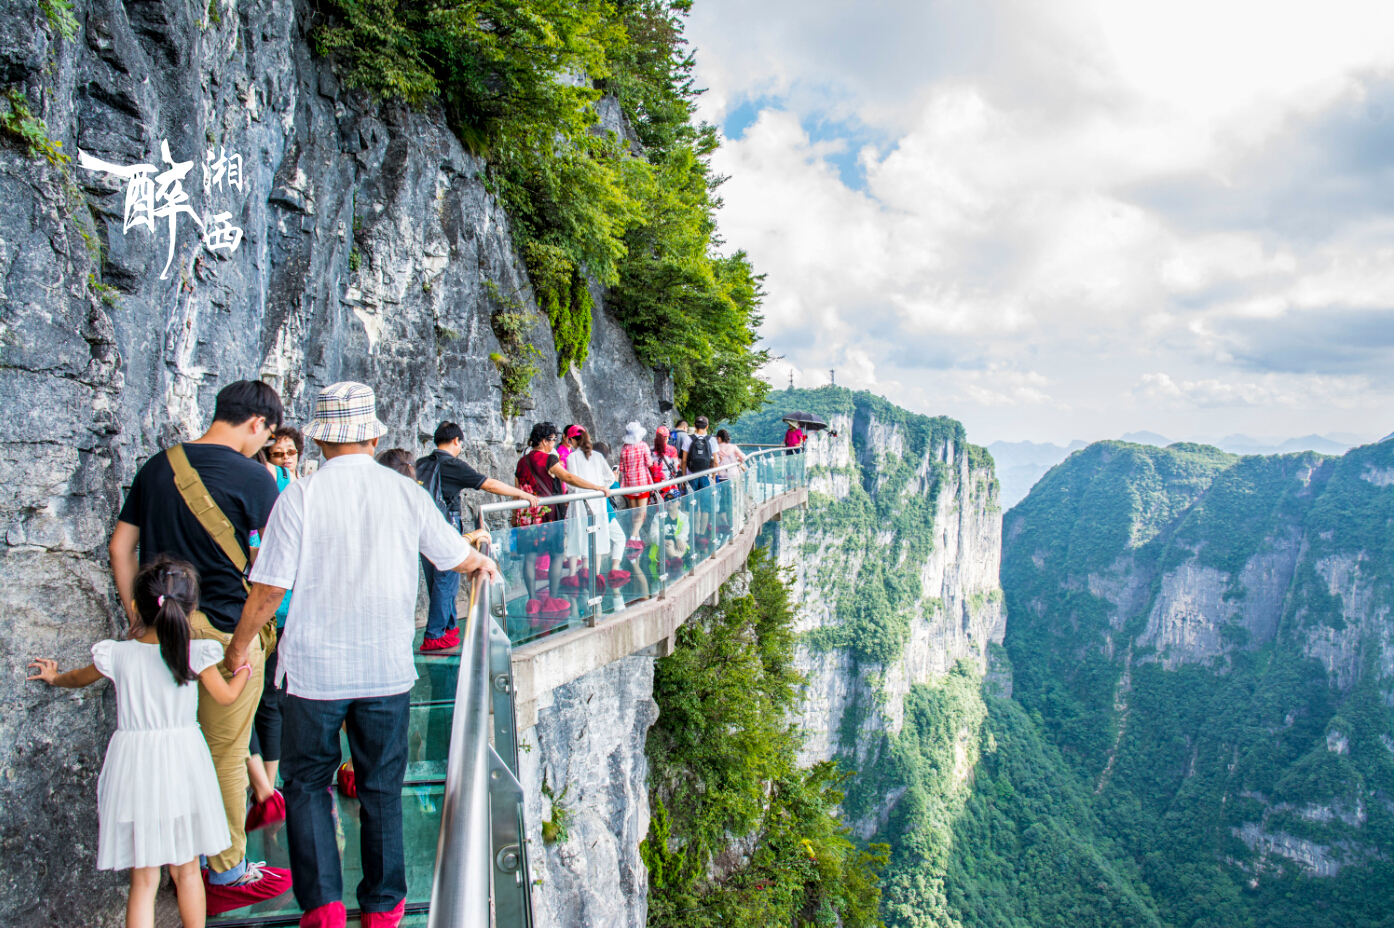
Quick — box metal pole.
[586,500,600,626]
[488,614,531,928]
[427,568,492,928]
[657,502,669,600]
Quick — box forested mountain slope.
[1004,440,1394,928]
[734,392,1170,928]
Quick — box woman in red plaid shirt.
[620,422,652,542]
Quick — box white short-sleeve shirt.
[250,453,472,700]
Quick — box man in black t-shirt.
[108,380,292,913]
[415,421,538,651]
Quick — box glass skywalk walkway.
[207,448,806,927]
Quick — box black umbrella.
[781,411,829,431]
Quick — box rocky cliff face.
[754,390,1004,838]
[0,1,668,923]
[520,656,658,928]
[1003,440,1394,926]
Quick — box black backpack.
[417,453,458,519]
[687,434,716,472]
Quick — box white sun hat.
[302,381,389,444]
[624,421,646,445]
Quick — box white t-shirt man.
[250,453,473,700]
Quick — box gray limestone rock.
[0,1,670,923]
[520,655,659,928]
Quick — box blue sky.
[686,0,1394,445]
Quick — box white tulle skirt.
[96,727,232,870]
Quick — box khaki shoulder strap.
[166,443,250,588]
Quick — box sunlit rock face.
[520,656,658,928]
[772,398,1004,838]
[0,1,665,923]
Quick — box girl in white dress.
[28,556,253,928]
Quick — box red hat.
[655,425,670,437]
[566,425,586,439]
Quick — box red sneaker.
[337,762,357,798]
[245,788,285,832]
[361,899,406,928]
[419,633,455,653]
[203,861,292,915]
[607,569,632,589]
[559,575,581,590]
[300,901,348,928]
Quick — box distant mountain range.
[1120,431,1369,456]
[990,431,1381,508]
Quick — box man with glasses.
[108,380,293,913]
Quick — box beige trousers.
[190,610,266,874]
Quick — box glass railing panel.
[594,501,638,614]
[610,499,657,607]
[338,703,452,784]
[492,518,585,647]
[689,480,719,561]
[667,490,698,586]
[711,476,737,549]
[217,783,444,923]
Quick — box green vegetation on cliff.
[643,548,887,928]
[315,0,769,418]
[1002,439,1394,928]
[733,387,978,668]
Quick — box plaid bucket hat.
[303,381,389,443]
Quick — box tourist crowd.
[25,377,798,928]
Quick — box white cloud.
[688,0,1394,444]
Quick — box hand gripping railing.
[428,540,533,928]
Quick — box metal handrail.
[428,543,531,928]
[476,444,801,520]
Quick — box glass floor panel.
[210,784,444,923]
[336,704,454,781]
[410,625,460,705]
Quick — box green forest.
[314,0,770,420]
[1001,440,1394,928]
[727,396,1393,928]
[643,548,888,928]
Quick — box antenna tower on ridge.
[788,371,794,391]
[830,369,836,386]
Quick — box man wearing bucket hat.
[223,382,499,928]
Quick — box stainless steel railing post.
[428,543,532,928]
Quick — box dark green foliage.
[644,547,887,928]
[1002,441,1239,772]
[1001,438,1394,928]
[940,698,1165,928]
[314,0,770,418]
[484,282,544,417]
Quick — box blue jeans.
[281,691,411,914]
[422,554,461,640]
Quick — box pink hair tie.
[157,595,165,607]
